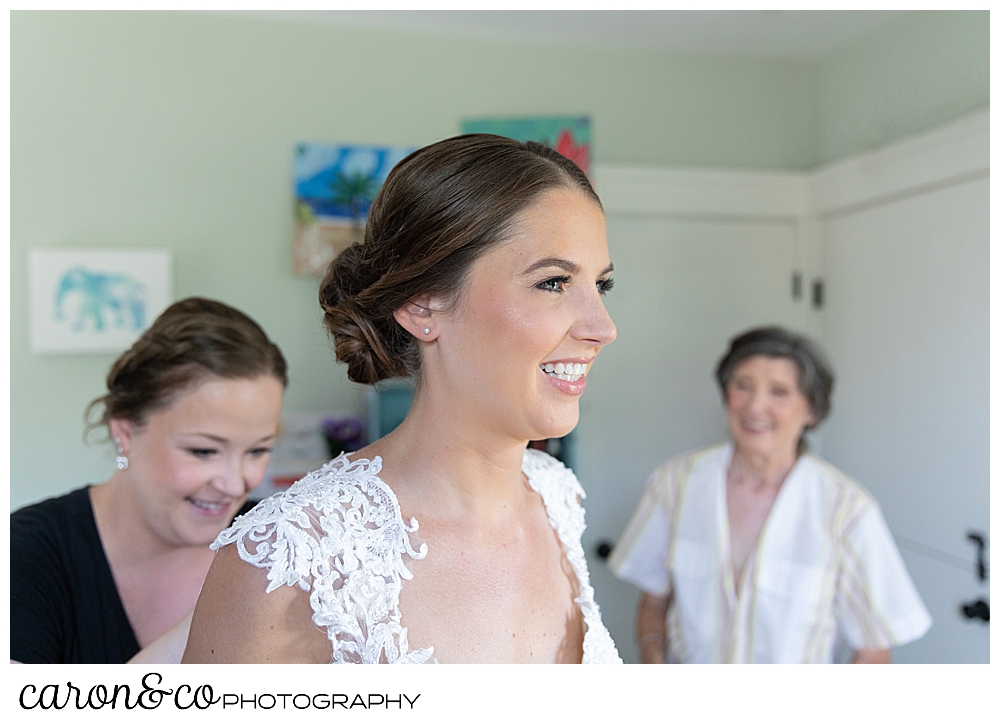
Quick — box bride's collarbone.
[397,518,585,663]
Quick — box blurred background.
[9,10,989,663]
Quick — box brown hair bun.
[319,134,600,385]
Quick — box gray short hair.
[715,326,835,433]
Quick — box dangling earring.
[114,437,129,471]
[422,328,431,336]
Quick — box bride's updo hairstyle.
[320,133,600,385]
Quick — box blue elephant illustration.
[54,266,147,332]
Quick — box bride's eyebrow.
[519,259,615,277]
[520,257,579,276]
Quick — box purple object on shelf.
[321,416,365,456]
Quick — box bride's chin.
[531,412,580,442]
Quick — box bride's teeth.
[539,362,589,382]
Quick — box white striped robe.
[609,444,932,663]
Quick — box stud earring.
[114,437,129,471]
[422,328,431,336]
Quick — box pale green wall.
[8,10,988,509]
[818,10,989,163]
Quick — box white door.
[821,176,990,663]
[577,214,800,663]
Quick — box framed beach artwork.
[293,142,416,276]
[461,115,592,178]
[29,248,172,354]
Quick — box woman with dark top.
[183,135,622,664]
[10,297,286,663]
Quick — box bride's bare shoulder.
[181,544,329,664]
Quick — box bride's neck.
[371,386,530,520]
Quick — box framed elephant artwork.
[28,248,172,354]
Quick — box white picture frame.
[29,248,173,354]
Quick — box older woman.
[609,326,931,663]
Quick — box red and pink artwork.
[461,116,592,178]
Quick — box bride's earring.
[422,328,431,336]
[114,437,129,471]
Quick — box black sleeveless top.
[10,486,254,663]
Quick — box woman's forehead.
[733,355,800,379]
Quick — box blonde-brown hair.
[85,297,287,436]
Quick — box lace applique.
[522,449,623,664]
[215,449,622,664]
[212,455,432,664]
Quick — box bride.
[183,134,622,664]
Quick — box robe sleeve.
[608,466,674,597]
[835,504,933,650]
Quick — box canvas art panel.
[29,248,172,354]
[461,115,592,177]
[293,142,416,276]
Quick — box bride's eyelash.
[537,275,572,292]
[537,275,615,295]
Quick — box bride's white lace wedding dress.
[212,448,622,664]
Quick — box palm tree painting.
[293,143,414,276]
[330,169,379,242]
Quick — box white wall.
[8,11,822,511]
[580,109,989,663]
[10,11,989,512]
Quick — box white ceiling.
[226,10,908,60]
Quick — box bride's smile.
[415,187,616,444]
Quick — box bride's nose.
[572,290,617,346]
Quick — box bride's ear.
[393,296,439,341]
